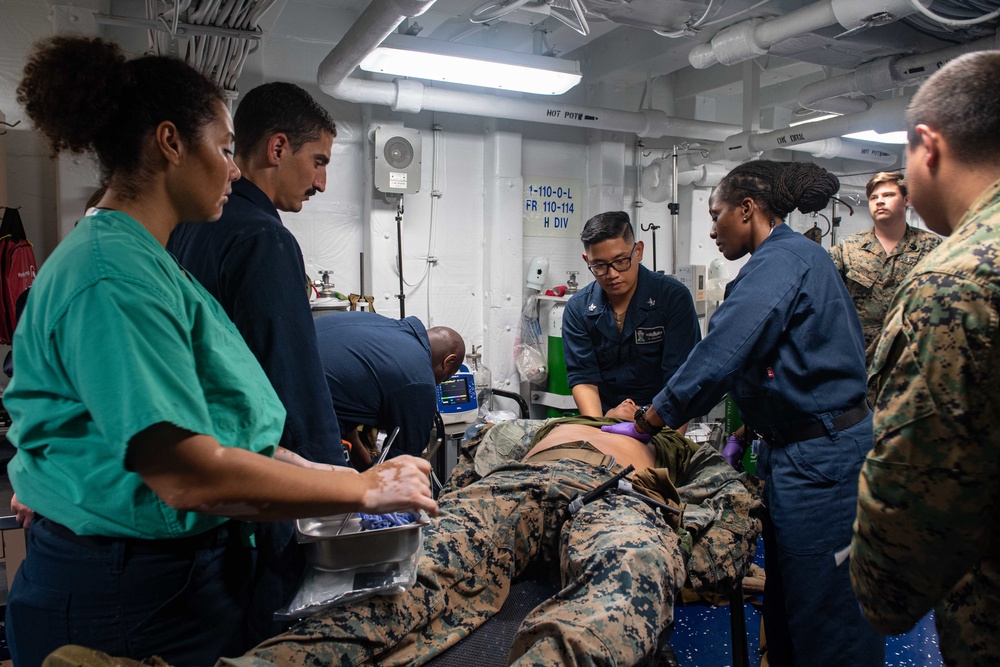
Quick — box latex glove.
[600,422,652,443]
[722,435,747,467]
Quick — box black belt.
[41,517,235,555]
[765,399,870,446]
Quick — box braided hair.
[716,161,840,223]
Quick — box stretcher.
[425,418,763,667]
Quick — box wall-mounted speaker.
[374,126,422,195]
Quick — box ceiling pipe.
[797,33,999,113]
[316,0,438,89]
[315,0,908,155]
[752,96,908,152]
[695,95,908,163]
[316,0,742,141]
[688,0,926,70]
[785,137,899,164]
[642,161,733,202]
[344,78,744,140]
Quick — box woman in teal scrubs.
[6,36,437,667]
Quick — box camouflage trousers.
[240,457,686,667]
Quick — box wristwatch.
[633,404,663,437]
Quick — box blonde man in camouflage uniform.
[829,171,940,371]
[851,50,1000,667]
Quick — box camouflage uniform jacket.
[459,417,762,596]
[851,178,1000,667]
[830,224,940,369]
[244,419,761,667]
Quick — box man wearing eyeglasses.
[562,211,701,419]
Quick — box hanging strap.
[0,208,27,242]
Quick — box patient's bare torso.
[524,423,656,471]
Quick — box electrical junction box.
[436,364,479,425]
[676,264,706,303]
[374,126,422,195]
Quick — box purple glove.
[722,435,747,467]
[600,421,652,443]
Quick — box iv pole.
[669,145,680,275]
[395,196,406,318]
[640,220,661,273]
[636,138,662,273]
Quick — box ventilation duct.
[688,0,929,69]
[797,33,998,113]
[694,95,908,164]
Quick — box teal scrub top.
[4,210,285,539]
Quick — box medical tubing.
[568,464,635,515]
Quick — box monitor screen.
[439,377,471,406]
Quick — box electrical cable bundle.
[145,0,279,97]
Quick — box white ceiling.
[1,0,998,143]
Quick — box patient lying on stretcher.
[229,401,761,667]
[526,398,658,468]
[46,403,761,667]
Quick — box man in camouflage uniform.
[829,171,940,373]
[851,51,1000,667]
[230,405,759,667]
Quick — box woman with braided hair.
[615,161,884,665]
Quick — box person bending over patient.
[315,311,465,463]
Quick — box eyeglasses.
[587,244,637,277]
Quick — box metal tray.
[295,513,427,572]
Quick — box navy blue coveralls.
[167,177,345,643]
[652,224,884,667]
[315,311,438,458]
[168,178,345,465]
[562,264,701,413]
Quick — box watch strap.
[634,405,663,436]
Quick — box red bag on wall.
[0,207,37,345]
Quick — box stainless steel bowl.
[295,514,427,572]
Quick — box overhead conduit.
[688,0,927,69]
[786,137,897,164]
[697,95,909,164]
[316,0,906,163]
[640,130,896,202]
[642,160,733,202]
[316,0,741,141]
[797,33,999,113]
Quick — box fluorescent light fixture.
[841,129,908,144]
[790,112,907,144]
[359,34,582,96]
[789,113,840,126]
